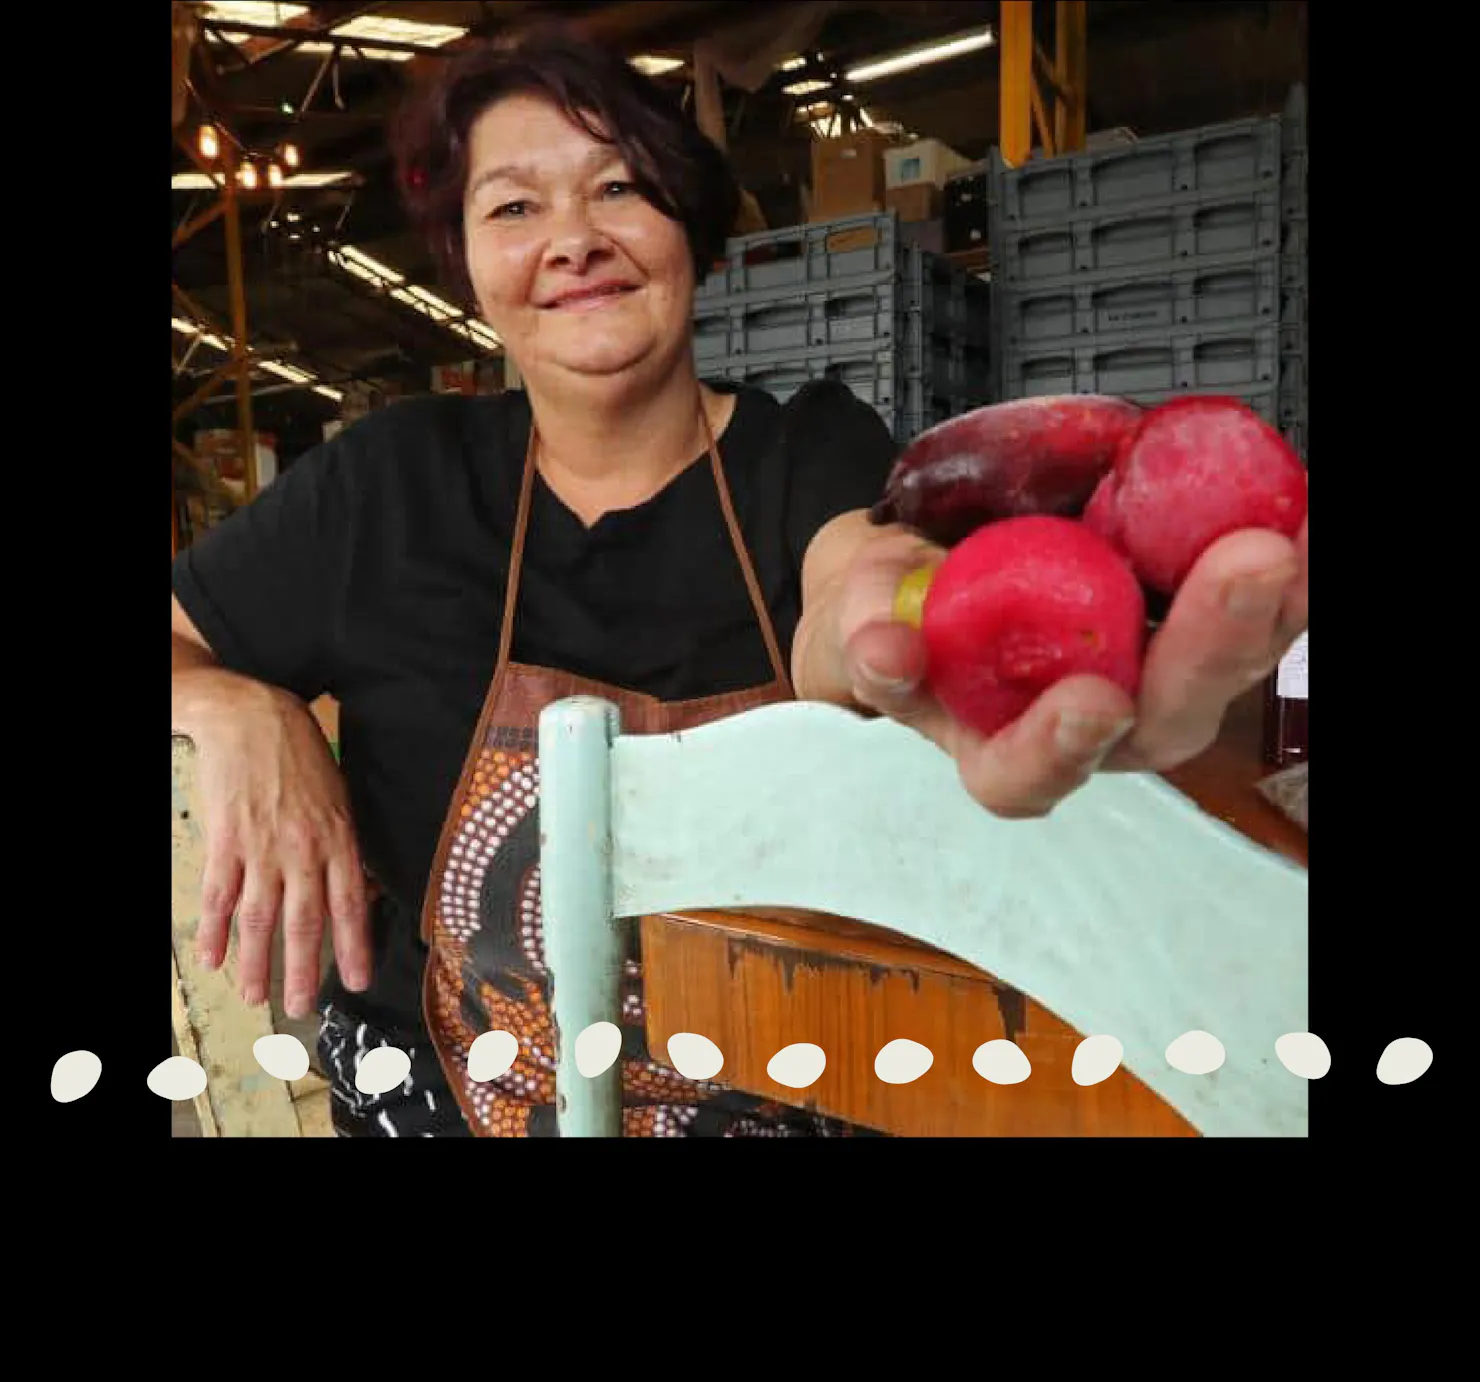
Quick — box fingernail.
[1225,571,1290,620]
[344,967,369,992]
[196,951,216,971]
[243,986,266,1007]
[854,664,917,698]
[1056,712,1135,766]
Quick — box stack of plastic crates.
[692,211,992,444]
[988,87,1308,463]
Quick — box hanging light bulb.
[282,142,301,169]
[198,124,220,160]
[239,162,259,190]
[267,163,285,189]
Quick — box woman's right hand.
[184,673,372,1019]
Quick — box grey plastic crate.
[996,258,1280,351]
[990,116,1282,228]
[1279,352,1306,410]
[1281,219,1308,284]
[693,282,901,362]
[716,335,988,405]
[901,249,993,347]
[1283,417,1306,462]
[1001,324,1279,399]
[695,212,899,302]
[693,271,990,364]
[992,191,1284,288]
[720,352,975,443]
[694,242,990,360]
[1105,384,1283,428]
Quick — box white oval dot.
[972,1039,1031,1085]
[874,1038,933,1084]
[1276,1032,1331,1080]
[667,1032,724,1081]
[574,1022,622,1078]
[1377,1038,1433,1086]
[149,1055,207,1101]
[767,1042,826,1090]
[51,1050,102,1104]
[1166,1030,1226,1075]
[253,1034,309,1082]
[1072,1034,1124,1086]
[468,1030,519,1082]
[355,1046,411,1096]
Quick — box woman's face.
[461,93,696,387]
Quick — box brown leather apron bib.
[421,407,794,1137]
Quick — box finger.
[1276,514,1308,647]
[1115,528,1299,771]
[279,864,326,1021]
[325,842,372,994]
[232,865,283,1008]
[197,845,243,971]
[954,674,1137,819]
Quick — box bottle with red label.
[1263,632,1308,767]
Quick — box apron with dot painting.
[421,409,863,1137]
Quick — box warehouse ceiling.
[171,0,1308,448]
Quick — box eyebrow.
[466,144,626,202]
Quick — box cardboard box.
[886,182,943,224]
[945,167,989,254]
[885,138,972,190]
[810,130,891,222]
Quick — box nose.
[542,198,612,273]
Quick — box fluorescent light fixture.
[172,317,200,336]
[783,79,830,97]
[631,55,684,76]
[261,360,315,383]
[845,25,995,83]
[332,15,465,46]
[201,2,308,23]
[778,55,808,72]
[333,245,405,283]
[795,100,835,120]
[403,285,461,318]
[300,15,466,58]
[171,170,355,190]
[314,385,345,402]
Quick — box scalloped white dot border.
[50,1032,1434,1105]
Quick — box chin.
[552,330,683,381]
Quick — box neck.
[523,358,722,515]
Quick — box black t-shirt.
[171,380,899,1041]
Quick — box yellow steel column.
[999,1,1035,168]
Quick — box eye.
[488,200,530,220]
[602,180,637,198]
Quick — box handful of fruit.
[869,395,1307,740]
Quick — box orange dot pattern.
[424,728,864,1137]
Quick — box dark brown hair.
[390,27,740,307]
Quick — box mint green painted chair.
[538,695,1309,1139]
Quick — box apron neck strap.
[496,396,794,696]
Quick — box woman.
[169,31,1309,1137]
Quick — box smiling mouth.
[545,285,640,310]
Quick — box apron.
[420,402,798,1137]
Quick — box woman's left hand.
[826,516,1308,820]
